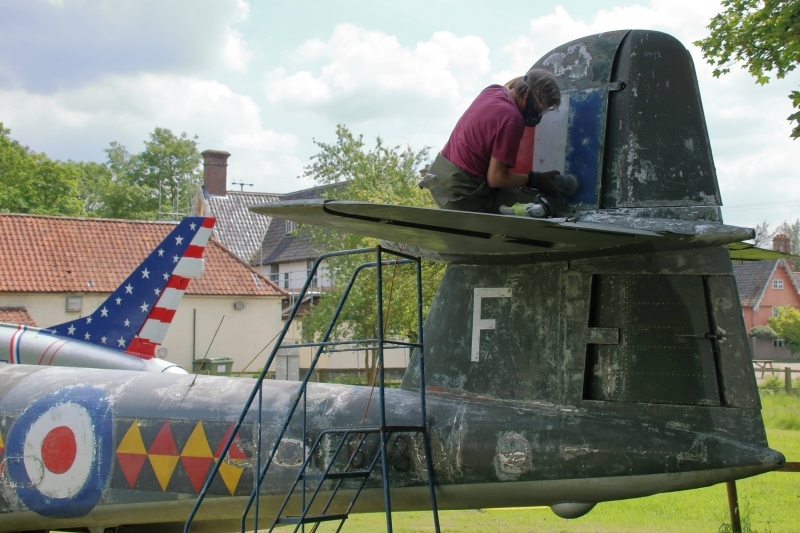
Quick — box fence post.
[786,367,792,394]
[726,481,742,533]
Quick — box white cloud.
[265,24,490,122]
[0,73,302,192]
[0,0,252,92]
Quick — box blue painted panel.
[564,88,606,207]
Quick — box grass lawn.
[329,392,800,533]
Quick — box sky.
[0,0,798,232]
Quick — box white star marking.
[116,297,122,305]
[158,248,165,257]
[140,302,149,313]
[67,325,76,335]
[175,236,184,245]
[125,284,133,294]
[173,255,180,263]
[124,319,130,327]
[141,268,150,279]
[84,332,91,340]
[100,307,109,317]
[154,288,161,296]
[100,336,107,344]
[85,316,92,324]
[163,272,169,280]
[117,337,126,347]
[189,222,196,231]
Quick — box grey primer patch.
[273,438,303,467]
[494,431,532,480]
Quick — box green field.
[333,392,800,533]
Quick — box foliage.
[98,129,201,220]
[759,389,800,429]
[695,0,800,138]
[299,125,444,383]
[749,325,779,339]
[767,306,800,351]
[0,123,83,216]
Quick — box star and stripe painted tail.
[49,217,216,359]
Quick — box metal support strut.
[184,245,440,533]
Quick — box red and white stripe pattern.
[8,325,26,364]
[509,94,571,175]
[126,218,214,358]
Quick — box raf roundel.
[5,385,113,518]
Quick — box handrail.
[184,245,440,533]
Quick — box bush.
[749,325,778,339]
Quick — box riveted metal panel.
[602,31,720,208]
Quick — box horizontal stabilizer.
[251,200,753,259]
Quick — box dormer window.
[773,279,784,290]
[285,220,297,235]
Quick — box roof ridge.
[0,213,177,225]
[208,238,287,296]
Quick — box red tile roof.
[0,214,285,297]
[0,307,36,326]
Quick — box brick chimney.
[773,233,790,253]
[201,150,231,196]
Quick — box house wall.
[0,292,284,374]
[748,266,800,329]
[256,261,331,292]
[749,338,798,361]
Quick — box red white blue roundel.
[6,385,112,518]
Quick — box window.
[283,272,289,289]
[773,307,781,317]
[773,279,784,290]
[774,339,785,347]
[285,220,297,235]
[269,264,279,283]
[307,260,318,288]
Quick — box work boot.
[499,196,553,218]
[528,172,578,196]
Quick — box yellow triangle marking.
[117,420,146,455]
[218,460,243,495]
[149,454,180,491]
[181,421,213,458]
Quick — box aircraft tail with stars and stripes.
[0,216,216,374]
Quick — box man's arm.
[486,157,528,188]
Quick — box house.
[732,257,800,359]
[192,150,282,263]
[0,214,287,373]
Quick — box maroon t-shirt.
[441,85,524,178]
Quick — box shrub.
[749,325,778,339]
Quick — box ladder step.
[302,470,371,480]
[275,513,348,525]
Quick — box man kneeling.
[420,67,576,217]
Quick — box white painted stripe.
[139,319,170,343]
[190,227,213,246]
[156,288,185,310]
[532,94,570,174]
[173,257,204,278]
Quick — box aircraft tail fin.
[50,217,215,358]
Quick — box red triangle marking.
[148,421,179,456]
[116,453,147,488]
[181,456,213,493]
[214,424,246,460]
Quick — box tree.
[299,125,445,383]
[97,129,202,220]
[768,306,800,351]
[695,0,800,138]
[0,123,83,216]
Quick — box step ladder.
[185,246,441,533]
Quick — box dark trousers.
[420,153,549,214]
